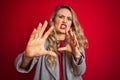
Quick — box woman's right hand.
[24,20,56,59]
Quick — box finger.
[73,33,76,42]
[34,23,42,39]
[65,29,70,40]
[65,29,69,37]
[35,26,40,39]
[43,51,56,57]
[73,34,77,41]
[73,34,78,46]
[69,29,74,39]
[37,23,42,30]
[29,28,37,40]
[38,20,48,38]
[43,26,54,39]
[58,47,67,51]
[36,23,42,38]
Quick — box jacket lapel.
[45,56,59,80]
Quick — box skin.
[54,8,81,58]
[21,8,81,68]
[54,8,72,39]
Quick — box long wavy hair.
[46,5,88,69]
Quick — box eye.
[59,15,64,18]
[67,17,72,21]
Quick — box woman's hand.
[58,29,81,57]
[25,20,56,58]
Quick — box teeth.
[61,25,66,28]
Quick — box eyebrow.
[57,14,72,19]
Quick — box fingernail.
[45,20,48,24]
[39,23,42,26]
[34,28,36,31]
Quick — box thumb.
[58,47,67,51]
[44,51,57,57]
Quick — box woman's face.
[54,8,72,34]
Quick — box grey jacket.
[15,42,86,80]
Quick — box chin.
[60,30,66,33]
[57,31,66,34]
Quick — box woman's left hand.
[58,29,81,57]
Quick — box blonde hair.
[47,5,88,68]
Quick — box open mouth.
[60,24,67,29]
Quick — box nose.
[63,18,67,23]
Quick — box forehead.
[57,8,72,17]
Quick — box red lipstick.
[60,24,67,29]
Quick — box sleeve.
[71,48,86,76]
[14,52,38,73]
[14,40,49,73]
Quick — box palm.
[58,29,79,53]
[26,38,45,57]
[25,21,56,58]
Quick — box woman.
[15,5,88,80]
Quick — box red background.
[0,0,120,80]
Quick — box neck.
[56,33,65,40]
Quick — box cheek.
[67,22,72,29]
[54,19,61,27]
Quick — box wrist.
[20,52,33,69]
[72,47,81,57]
[72,47,83,64]
[73,54,82,64]
[23,54,33,66]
